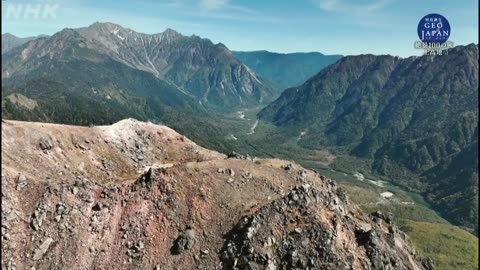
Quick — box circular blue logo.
[417,13,451,43]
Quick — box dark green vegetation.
[224,46,480,269]
[1,77,250,154]
[233,50,342,89]
[259,44,479,234]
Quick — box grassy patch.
[401,222,479,270]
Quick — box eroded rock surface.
[222,184,430,269]
[1,119,432,269]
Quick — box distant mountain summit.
[2,22,276,111]
[233,50,342,89]
[1,33,48,54]
[260,44,479,232]
[76,22,278,109]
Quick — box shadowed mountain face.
[233,50,342,89]
[2,22,277,111]
[259,44,479,233]
[1,33,49,54]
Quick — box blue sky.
[1,0,478,56]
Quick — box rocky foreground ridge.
[1,119,433,269]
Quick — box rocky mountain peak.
[161,28,181,39]
[82,22,183,44]
[2,33,17,39]
[88,21,131,33]
[222,183,433,269]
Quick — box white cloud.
[316,0,339,11]
[313,0,392,12]
[363,0,391,11]
[193,0,281,23]
[200,0,229,11]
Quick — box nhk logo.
[2,0,60,19]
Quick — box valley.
[228,114,447,221]
[173,100,472,231]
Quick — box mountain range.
[1,21,479,269]
[259,44,479,232]
[233,50,342,89]
[2,22,276,112]
[1,22,478,236]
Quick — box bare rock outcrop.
[1,119,432,270]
